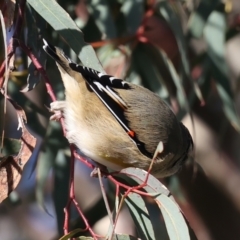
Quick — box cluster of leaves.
[0,0,240,239]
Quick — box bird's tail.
[43,39,73,68]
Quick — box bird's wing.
[69,63,152,158]
[43,39,152,158]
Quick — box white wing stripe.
[97,72,105,78]
[88,84,131,132]
[106,86,127,108]
[93,81,105,91]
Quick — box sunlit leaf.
[125,192,156,240]
[27,0,104,72]
[118,168,190,240]
[155,194,190,240]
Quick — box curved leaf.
[155,194,190,240]
[125,192,156,240]
[87,0,117,39]
[59,229,87,240]
[132,44,169,99]
[120,0,144,35]
[117,168,190,240]
[188,0,221,38]
[204,11,240,131]
[156,2,190,77]
[23,4,46,91]
[156,49,191,116]
[53,149,71,235]
[27,0,103,72]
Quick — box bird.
[43,39,193,178]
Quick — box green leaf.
[53,149,71,235]
[0,137,21,158]
[77,237,94,240]
[112,234,139,240]
[22,61,42,92]
[188,0,221,38]
[156,2,190,76]
[36,120,66,211]
[157,49,189,113]
[204,11,240,131]
[23,4,46,91]
[87,0,117,39]
[132,44,169,99]
[27,0,103,72]
[97,44,116,68]
[64,234,139,240]
[118,168,190,240]
[125,192,156,240]
[155,194,190,240]
[60,231,138,240]
[197,57,212,100]
[125,67,142,85]
[119,168,175,200]
[36,144,56,210]
[155,2,205,107]
[120,0,144,35]
[59,229,86,240]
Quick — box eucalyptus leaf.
[117,168,190,240]
[132,44,169,99]
[204,11,240,131]
[120,0,144,35]
[53,149,71,235]
[23,3,46,91]
[156,1,190,76]
[0,137,21,157]
[36,144,56,211]
[157,49,190,114]
[188,0,221,38]
[155,194,190,240]
[125,192,156,240]
[59,229,88,240]
[112,234,139,240]
[36,120,65,211]
[27,0,103,72]
[87,0,117,39]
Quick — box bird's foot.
[49,101,66,121]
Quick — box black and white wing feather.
[69,63,152,158]
[69,63,129,109]
[43,39,152,158]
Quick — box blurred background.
[1,0,240,239]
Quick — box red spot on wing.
[128,130,135,138]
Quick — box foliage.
[1,0,240,239]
